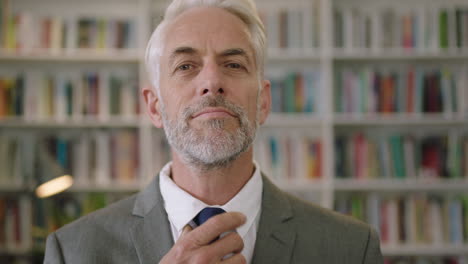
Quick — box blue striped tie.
[193,207,226,226]
[193,207,226,243]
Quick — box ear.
[258,80,271,125]
[142,85,163,128]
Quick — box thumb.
[180,224,193,239]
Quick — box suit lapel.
[252,175,296,264]
[129,173,298,263]
[130,175,174,264]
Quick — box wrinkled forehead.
[161,6,256,62]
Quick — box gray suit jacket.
[44,175,383,263]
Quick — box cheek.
[160,83,192,117]
[166,97,184,118]
[243,84,260,117]
[160,91,179,117]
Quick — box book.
[1,10,136,53]
[0,197,32,251]
[256,132,322,181]
[335,65,466,115]
[448,197,464,244]
[439,9,449,49]
[336,193,468,247]
[1,68,139,121]
[389,135,405,179]
[333,5,468,52]
[72,133,90,186]
[0,0,9,49]
[95,131,111,185]
[259,3,319,52]
[385,257,468,263]
[335,131,468,180]
[112,129,139,183]
[0,130,141,188]
[334,8,343,48]
[267,70,320,113]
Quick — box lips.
[192,107,237,119]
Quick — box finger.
[188,212,246,246]
[220,253,246,264]
[209,232,244,259]
[180,224,193,238]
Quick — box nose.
[198,61,225,96]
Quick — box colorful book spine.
[384,257,467,264]
[268,70,320,113]
[334,6,468,51]
[0,130,142,188]
[259,2,320,51]
[0,69,139,120]
[439,9,449,49]
[0,9,136,52]
[0,196,31,251]
[335,131,467,179]
[335,66,467,115]
[335,194,468,247]
[255,133,322,181]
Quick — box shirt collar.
[159,161,263,238]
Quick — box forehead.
[163,6,254,58]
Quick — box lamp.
[36,175,73,198]
[35,139,74,198]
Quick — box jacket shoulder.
[51,194,139,252]
[287,193,370,232]
[284,193,380,260]
[57,194,138,235]
[45,194,142,263]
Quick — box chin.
[185,149,244,171]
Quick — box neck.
[170,149,255,205]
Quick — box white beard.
[160,96,258,170]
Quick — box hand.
[160,212,247,264]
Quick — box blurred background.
[0,0,467,263]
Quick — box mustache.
[182,96,245,121]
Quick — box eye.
[227,63,242,69]
[178,64,192,71]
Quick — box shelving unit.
[382,245,468,257]
[334,114,468,126]
[334,179,468,192]
[330,13,468,261]
[0,50,141,63]
[0,0,467,263]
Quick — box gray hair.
[144,0,267,95]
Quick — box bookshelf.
[329,0,468,263]
[0,0,467,263]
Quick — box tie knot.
[193,207,226,226]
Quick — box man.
[44,0,384,263]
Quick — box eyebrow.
[168,47,253,66]
[220,48,252,64]
[169,46,198,65]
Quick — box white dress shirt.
[159,161,263,264]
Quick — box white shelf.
[334,179,468,192]
[267,48,321,62]
[0,185,29,193]
[265,113,324,127]
[270,178,325,192]
[0,248,32,256]
[334,114,467,126]
[382,245,468,256]
[0,117,141,128]
[68,183,143,193]
[334,49,468,61]
[0,49,141,63]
